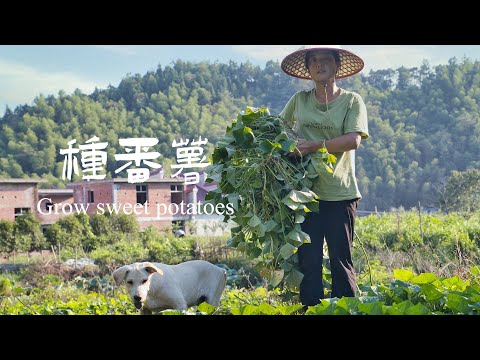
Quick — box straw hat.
[281,45,364,80]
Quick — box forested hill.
[1,58,479,211]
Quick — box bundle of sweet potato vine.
[205,107,335,290]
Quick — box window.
[88,191,94,203]
[14,208,30,218]
[171,184,183,205]
[136,185,148,204]
[171,185,183,193]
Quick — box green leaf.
[197,302,216,315]
[394,269,415,282]
[306,299,335,315]
[358,302,387,315]
[282,197,301,210]
[252,223,266,237]
[280,243,297,260]
[279,140,296,153]
[411,273,437,285]
[442,276,468,291]
[327,153,337,164]
[270,269,285,287]
[232,126,255,147]
[211,147,228,164]
[259,140,281,154]
[159,310,185,315]
[277,304,304,315]
[387,300,414,315]
[247,215,262,228]
[226,169,236,186]
[404,302,430,315]
[445,293,471,314]
[231,305,260,315]
[236,242,248,252]
[420,284,444,302]
[295,213,305,224]
[284,268,304,289]
[286,230,303,247]
[258,303,280,315]
[261,241,272,255]
[386,300,429,315]
[280,260,294,272]
[274,132,288,142]
[227,194,239,211]
[226,234,241,248]
[206,172,221,183]
[264,220,278,232]
[287,190,315,204]
[335,297,360,315]
[471,266,480,276]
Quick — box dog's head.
[112,262,164,309]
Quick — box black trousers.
[298,198,359,306]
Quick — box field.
[1,210,480,315]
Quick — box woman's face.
[307,50,337,82]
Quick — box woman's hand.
[288,139,322,157]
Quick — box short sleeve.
[344,93,369,139]
[279,93,297,131]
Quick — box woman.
[280,45,369,306]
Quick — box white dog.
[113,260,227,314]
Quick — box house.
[0,178,47,222]
[69,173,187,232]
[36,188,74,226]
[1,174,231,236]
[0,178,76,232]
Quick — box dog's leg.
[140,308,152,315]
[210,270,227,306]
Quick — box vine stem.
[354,230,373,285]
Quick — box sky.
[1,45,480,115]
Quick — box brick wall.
[0,184,38,222]
[36,194,75,224]
[72,181,185,232]
[114,183,181,231]
[73,182,113,215]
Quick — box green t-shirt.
[280,88,369,201]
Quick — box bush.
[89,239,148,270]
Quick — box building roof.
[0,178,47,184]
[38,189,74,195]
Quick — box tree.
[0,220,14,261]
[14,212,46,261]
[439,169,480,213]
[109,213,139,234]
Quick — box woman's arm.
[291,132,362,156]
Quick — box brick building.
[1,176,231,236]
[36,188,74,225]
[0,179,75,231]
[69,176,187,231]
[0,178,47,222]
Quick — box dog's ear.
[112,265,132,286]
[143,262,164,276]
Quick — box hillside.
[1,58,479,211]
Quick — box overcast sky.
[1,45,479,115]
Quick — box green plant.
[205,106,335,290]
